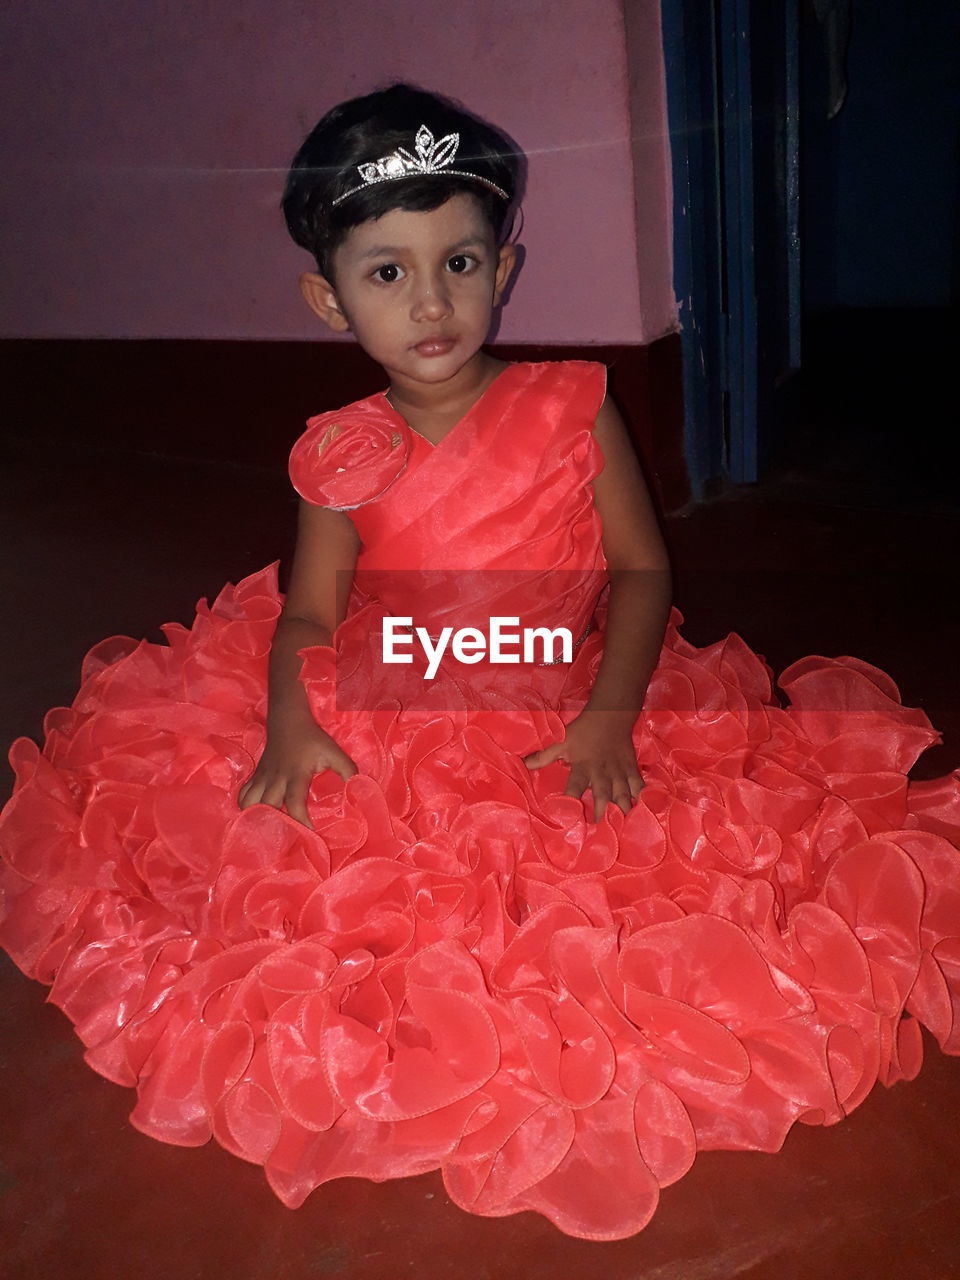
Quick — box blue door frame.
[660,0,801,496]
[719,0,758,485]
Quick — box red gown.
[1,360,958,1241]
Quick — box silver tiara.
[331,124,510,208]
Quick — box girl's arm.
[238,500,361,827]
[525,393,672,820]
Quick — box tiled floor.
[1,381,958,1279]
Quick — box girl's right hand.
[237,724,357,829]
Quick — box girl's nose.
[410,274,453,322]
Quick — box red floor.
[1,413,958,1279]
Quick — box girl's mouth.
[413,338,456,357]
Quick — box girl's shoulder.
[506,358,608,422]
[508,357,608,380]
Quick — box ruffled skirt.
[1,564,958,1240]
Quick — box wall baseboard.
[1,337,689,514]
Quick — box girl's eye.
[446,254,478,274]
[373,263,404,283]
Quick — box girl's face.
[300,193,516,393]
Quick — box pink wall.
[0,1,676,344]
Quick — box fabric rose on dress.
[288,403,412,510]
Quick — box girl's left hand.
[523,709,645,822]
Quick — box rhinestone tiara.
[330,124,510,208]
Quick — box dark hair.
[282,83,523,279]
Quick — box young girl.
[1,83,958,1243]
[240,82,672,830]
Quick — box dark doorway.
[664,0,960,511]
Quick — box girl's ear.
[299,272,350,332]
[493,243,517,305]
